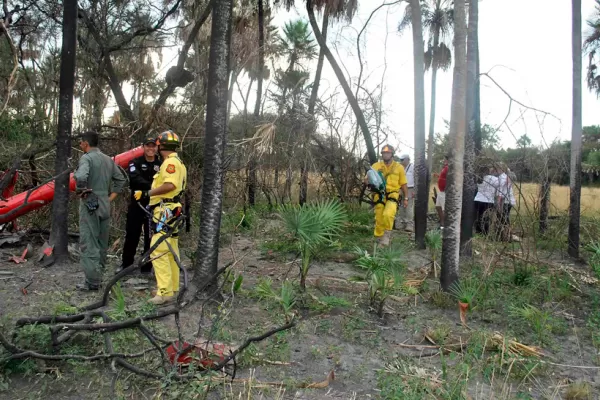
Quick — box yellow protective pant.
[150,205,180,297]
[374,200,398,237]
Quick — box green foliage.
[425,230,442,269]
[13,324,51,352]
[0,358,37,377]
[585,241,600,279]
[425,229,442,253]
[53,302,78,316]
[354,246,404,316]
[278,199,347,289]
[279,20,317,64]
[233,274,244,293]
[0,116,32,144]
[108,282,126,320]
[319,296,351,308]
[448,278,479,305]
[512,263,534,286]
[509,304,553,345]
[255,278,296,321]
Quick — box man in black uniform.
[116,136,162,274]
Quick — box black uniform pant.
[475,201,494,235]
[122,201,152,273]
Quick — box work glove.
[134,190,149,202]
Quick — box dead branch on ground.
[2,216,295,386]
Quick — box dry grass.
[223,168,600,217]
[426,183,600,216]
[516,183,600,216]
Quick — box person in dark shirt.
[116,136,162,274]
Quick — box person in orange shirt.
[365,145,408,246]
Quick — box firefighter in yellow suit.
[134,130,187,305]
[368,145,408,247]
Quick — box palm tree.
[50,0,77,262]
[399,0,453,175]
[408,0,428,250]
[460,0,480,256]
[569,0,582,258]
[273,0,377,163]
[277,20,317,112]
[300,9,329,206]
[584,0,600,96]
[440,0,467,291]
[193,0,234,293]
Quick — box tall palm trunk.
[440,0,467,291]
[300,10,329,206]
[306,1,376,164]
[50,0,77,262]
[427,28,440,175]
[568,0,582,258]
[193,0,234,293]
[460,0,479,256]
[248,0,265,207]
[409,0,427,249]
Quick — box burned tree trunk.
[568,0,582,259]
[50,0,78,262]
[193,0,234,294]
[409,0,428,249]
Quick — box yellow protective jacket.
[371,160,407,202]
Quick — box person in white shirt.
[394,154,414,232]
[474,166,499,235]
[495,163,516,241]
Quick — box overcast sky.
[243,0,600,158]
[101,0,600,159]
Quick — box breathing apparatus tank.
[366,168,385,193]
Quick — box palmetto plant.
[278,199,347,290]
[448,278,478,305]
[585,240,600,278]
[448,277,478,325]
[354,246,404,317]
[255,278,297,322]
[425,229,442,277]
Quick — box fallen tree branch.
[50,306,179,334]
[0,327,158,362]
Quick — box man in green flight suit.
[74,131,126,291]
